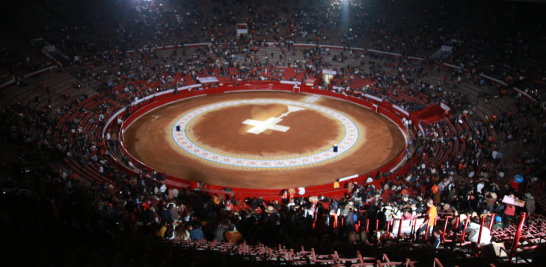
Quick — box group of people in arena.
[0,1,544,261]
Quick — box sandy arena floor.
[123,91,405,189]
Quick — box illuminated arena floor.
[122,91,406,189]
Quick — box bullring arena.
[3,0,546,265]
[122,89,406,189]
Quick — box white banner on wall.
[441,102,451,111]
[280,81,301,85]
[339,174,359,182]
[367,49,402,57]
[443,63,461,70]
[197,77,219,83]
[513,87,532,99]
[103,84,204,137]
[364,94,383,102]
[441,45,453,52]
[393,105,409,116]
[479,74,507,86]
[44,45,56,52]
[408,56,424,61]
[322,69,337,75]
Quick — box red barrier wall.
[409,103,451,125]
[112,81,411,200]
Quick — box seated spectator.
[225,224,242,244]
[156,221,167,237]
[442,204,453,215]
[431,231,442,249]
[447,213,465,233]
[175,224,190,241]
[493,216,504,230]
[189,224,205,241]
[214,223,227,242]
[164,220,175,240]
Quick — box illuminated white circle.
[169,99,362,169]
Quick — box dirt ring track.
[123,91,406,189]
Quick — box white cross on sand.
[242,106,305,134]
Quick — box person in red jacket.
[432,184,441,204]
[504,202,516,223]
[510,175,524,193]
[510,179,520,190]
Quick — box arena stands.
[1,0,546,266]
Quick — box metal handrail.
[499,247,531,264]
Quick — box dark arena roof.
[1,0,546,266]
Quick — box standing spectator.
[142,206,156,233]
[159,183,167,194]
[160,206,171,222]
[486,192,497,211]
[169,204,180,222]
[525,193,536,217]
[432,184,440,204]
[172,187,179,200]
[168,188,174,199]
[416,199,437,242]
[504,201,516,223]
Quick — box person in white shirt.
[477,181,484,194]
[466,222,491,245]
[172,187,179,199]
[305,206,315,218]
[438,181,445,192]
[392,205,404,219]
[160,183,167,193]
[287,199,296,208]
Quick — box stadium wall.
[106,81,413,200]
